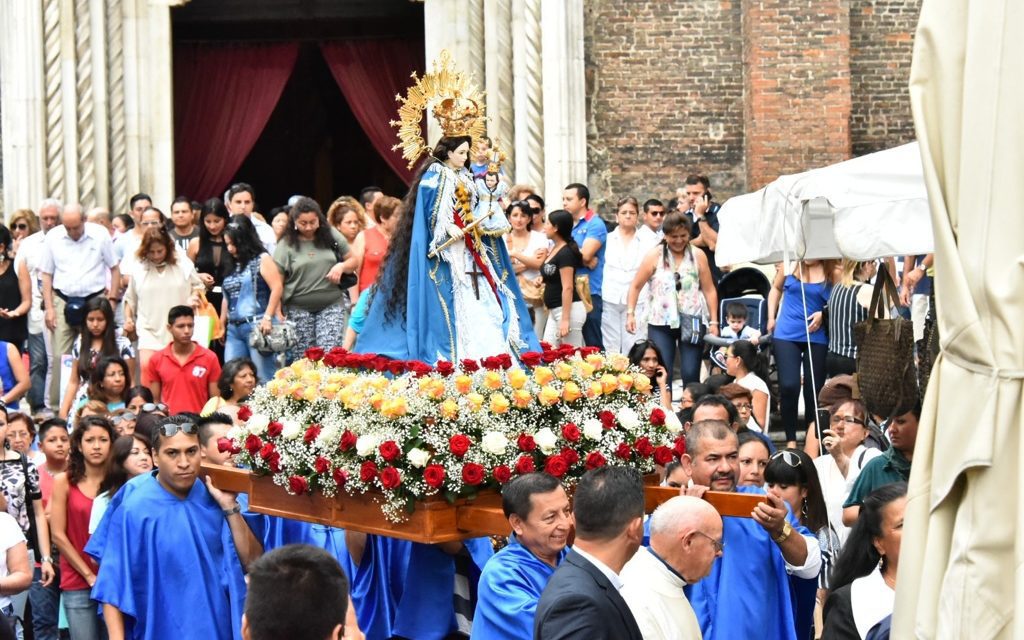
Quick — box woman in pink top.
[51,415,114,640]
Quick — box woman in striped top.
[825,260,877,378]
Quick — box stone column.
[540,0,586,208]
[423,0,485,147]
[0,1,48,213]
[510,0,544,191]
[483,0,514,174]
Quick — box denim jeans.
[29,564,60,640]
[224,319,279,382]
[581,294,604,350]
[27,332,47,411]
[775,338,827,443]
[61,588,106,640]
[647,323,704,389]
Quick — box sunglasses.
[11,223,29,230]
[157,422,198,438]
[673,271,682,292]
[693,530,725,554]
[141,403,168,413]
[830,415,865,426]
[770,450,802,468]
[647,210,666,218]
[111,412,137,425]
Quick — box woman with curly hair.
[84,356,131,414]
[201,357,257,418]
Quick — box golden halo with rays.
[390,50,488,169]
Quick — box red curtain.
[319,40,425,185]
[174,43,299,200]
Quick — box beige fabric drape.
[894,0,1024,637]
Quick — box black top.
[193,238,233,309]
[0,262,27,351]
[821,582,859,639]
[540,245,582,310]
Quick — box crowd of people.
[0,142,933,639]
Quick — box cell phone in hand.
[815,408,831,440]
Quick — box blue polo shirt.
[571,215,608,296]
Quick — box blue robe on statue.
[86,472,248,640]
[355,162,539,364]
[684,486,810,640]
[471,535,566,640]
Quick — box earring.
[801,499,808,521]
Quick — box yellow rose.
[575,361,596,379]
[369,376,389,391]
[417,377,433,394]
[554,361,574,381]
[587,381,604,398]
[633,375,652,394]
[288,383,304,400]
[301,370,321,386]
[369,393,384,411]
[512,389,533,408]
[538,385,561,406]
[455,374,474,394]
[321,383,340,400]
[382,397,408,418]
[289,360,309,375]
[440,398,460,420]
[600,374,619,395]
[507,368,528,390]
[483,371,504,390]
[608,353,630,372]
[267,379,286,397]
[618,374,635,391]
[585,353,606,370]
[467,392,485,411]
[428,379,447,400]
[302,385,320,403]
[534,366,555,386]
[490,393,511,414]
[274,368,292,380]
[562,381,583,402]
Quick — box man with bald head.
[40,204,120,405]
[681,420,821,640]
[621,496,722,639]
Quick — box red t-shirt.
[359,226,389,293]
[146,343,221,415]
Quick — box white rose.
[247,414,270,435]
[663,410,683,435]
[316,424,340,448]
[534,427,558,454]
[356,434,381,457]
[481,431,509,455]
[280,419,303,440]
[407,448,431,468]
[582,419,604,441]
[617,407,641,432]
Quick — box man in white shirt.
[226,183,275,253]
[39,204,120,406]
[621,496,723,640]
[14,199,61,412]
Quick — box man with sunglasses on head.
[680,419,821,640]
[86,415,262,640]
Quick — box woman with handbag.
[601,197,659,354]
[767,259,838,449]
[221,215,285,380]
[626,211,719,390]
[504,201,548,337]
[534,210,586,347]
[274,198,357,362]
[826,259,876,378]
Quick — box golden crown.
[391,50,488,168]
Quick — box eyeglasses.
[157,422,197,438]
[770,450,802,468]
[734,403,753,410]
[11,223,29,230]
[141,403,168,414]
[830,415,865,426]
[693,530,724,554]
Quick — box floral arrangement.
[227,344,685,522]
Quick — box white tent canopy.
[715,142,934,266]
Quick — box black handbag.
[331,241,358,290]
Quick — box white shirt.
[39,222,117,296]
[814,445,883,545]
[736,372,771,431]
[13,231,47,333]
[602,228,659,305]
[620,546,703,640]
[572,545,624,590]
[851,568,895,638]
[0,512,26,609]
[252,216,277,254]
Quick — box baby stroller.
[704,267,773,371]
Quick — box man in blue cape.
[681,420,822,640]
[472,473,571,640]
[87,417,262,640]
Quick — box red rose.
[460,358,480,373]
[267,421,283,438]
[449,434,472,457]
[650,408,666,426]
[541,350,561,363]
[517,433,537,452]
[332,467,348,486]
[288,475,309,495]
[599,411,617,430]
[408,360,433,377]
[497,354,513,370]
[615,443,632,460]
[237,405,252,422]
[585,451,607,470]
[560,447,580,467]
[371,356,390,372]
[654,445,675,466]
[323,352,344,368]
[435,360,455,376]
[462,463,485,486]
[514,455,536,474]
[544,455,569,478]
[267,452,282,473]
[360,461,378,483]
[539,341,554,351]
[481,356,503,371]
[492,465,512,484]
[558,345,577,360]
[634,437,655,458]
[379,466,402,490]
[673,436,687,457]
[579,346,601,357]
[386,360,407,376]
[424,464,446,488]
[339,430,357,452]
[520,351,543,367]
[379,440,401,462]
[217,437,235,454]
[561,423,581,442]
[304,424,322,445]
[314,456,331,474]
[258,442,275,459]
[245,435,263,455]
[304,347,325,362]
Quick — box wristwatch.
[222,504,242,517]
[39,556,54,564]
[772,520,792,544]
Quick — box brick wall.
[849,0,921,155]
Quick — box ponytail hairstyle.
[730,339,769,382]
[544,210,582,263]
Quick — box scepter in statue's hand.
[428,208,498,258]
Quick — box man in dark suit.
[533,466,645,640]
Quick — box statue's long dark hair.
[377,135,472,324]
